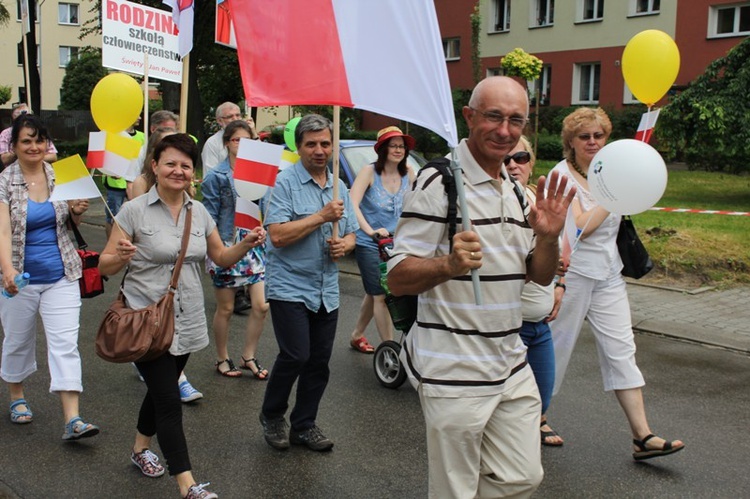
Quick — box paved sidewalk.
[85,198,750,356]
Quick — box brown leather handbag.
[95,205,192,363]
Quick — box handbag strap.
[68,210,88,250]
[168,203,192,292]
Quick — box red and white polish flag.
[234,139,282,201]
[634,109,660,143]
[228,0,458,148]
[235,197,261,230]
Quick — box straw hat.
[374,126,416,153]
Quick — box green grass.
[534,161,750,286]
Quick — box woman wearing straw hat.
[348,126,416,353]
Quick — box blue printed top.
[355,167,410,249]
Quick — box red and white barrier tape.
[649,207,750,216]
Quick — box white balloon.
[588,139,668,215]
[235,180,269,202]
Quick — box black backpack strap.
[417,158,458,251]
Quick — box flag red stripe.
[634,129,653,143]
[230,0,352,107]
[234,212,260,230]
[86,150,105,168]
[235,158,278,187]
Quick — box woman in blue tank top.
[0,114,98,440]
[349,127,416,353]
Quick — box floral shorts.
[207,229,266,289]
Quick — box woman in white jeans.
[547,107,684,461]
[0,114,98,440]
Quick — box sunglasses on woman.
[503,151,531,166]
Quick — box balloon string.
[570,209,597,255]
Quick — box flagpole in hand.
[331,105,341,240]
[450,149,483,305]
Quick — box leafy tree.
[0,1,10,25]
[59,49,109,110]
[657,38,750,173]
[0,85,11,105]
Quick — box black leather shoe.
[290,425,334,452]
[234,290,251,314]
[259,413,289,450]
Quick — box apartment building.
[0,0,100,112]
[474,0,748,108]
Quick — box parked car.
[258,124,284,142]
[331,139,427,189]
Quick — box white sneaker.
[179,380,203,403]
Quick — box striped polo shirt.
[389,139,535,398]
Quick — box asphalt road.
[1,223,749,498]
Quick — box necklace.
[570,159,588,179]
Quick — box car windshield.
[341,145,426,179]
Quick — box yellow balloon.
[621,30,680,106]
[90,73,144,133]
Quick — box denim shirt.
[201,159,236,243]
[263,161,359,313]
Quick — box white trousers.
[419,367,543,499]
[0,278,83,392]
[551,271,644,395]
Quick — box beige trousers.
[419,367,543,499]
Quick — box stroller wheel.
[373,340,407,389]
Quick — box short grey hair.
[151,110,179,127]
[295,114,333,148]
[215,102,240,120]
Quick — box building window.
[631,0,659,15]
[535,0,554,26]
[529,65,552,106]
[574,63,600,104]
[487,67,504,78]
[492,0,511,32]
[443,38,460,61]
[623,83,640,105]
[58,3,79,24]
[59,46,79,67]
[710,4,750,37]
[16,0,39,22]
[579,0,604,22]
[17,42,40,66]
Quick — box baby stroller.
[372,235,416,389]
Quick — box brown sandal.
[241,356,269,380]
[215,358,242,378]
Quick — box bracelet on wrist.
[555,282,566,291]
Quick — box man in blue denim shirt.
[259,114,358,452]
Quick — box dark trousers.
[135,353,191,475]
[262,300,338,431]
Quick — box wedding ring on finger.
[470,251,475,259]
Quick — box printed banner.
[102,0,183,83]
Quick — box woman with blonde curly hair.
[547,107,684,461]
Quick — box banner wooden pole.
[143,53,149,140]
[179,55,189,133]
[332,105,341,239]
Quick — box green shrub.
[535,133,563,161]
[55,140,90,160]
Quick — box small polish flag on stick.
[634,109,660,143]
[87,131,142,181]
[235,197,262,230]
[234,139,283,201]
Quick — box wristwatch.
[554,282,566,291]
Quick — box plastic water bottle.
[2,273,30,298]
